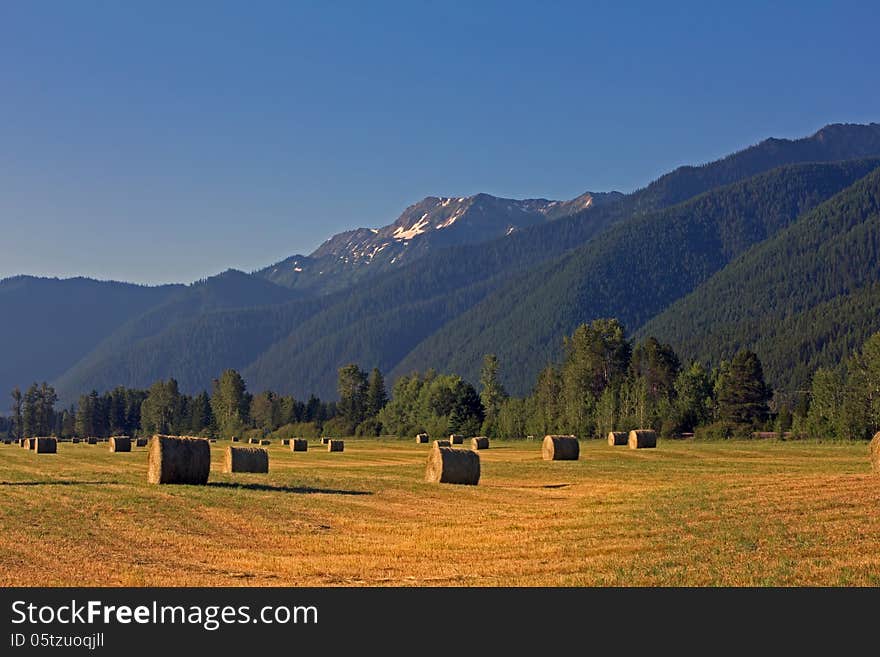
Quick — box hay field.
[1,438,879,586]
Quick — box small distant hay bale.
[321,437,330,445]
[281,439,290,446]
[628,429,657,449]
[86,437,97,445]
[259,439,270,446]
[751,431,779,440]
[223,446,269,474]
[425,446,480,485]
[433,440,451,448]
[449,434,464,444]
[147,435,211,485]
[870,432,880,473]
[471,436,489,450]
[72,438,80,444]
[231,436,239,442]
[290,439,308,452]
[327,439,344,452]
[527,435,535,440]
[415,433,429,444]
[20,438,28,448]
[33,437,57,454]
[109,436,131,453]
[607,431,628,446]
[542,435,579,461]
[135,438,148,447]
[247,438,258,444]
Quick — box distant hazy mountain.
[256,190,621,293]
[0,276,180,397]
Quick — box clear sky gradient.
[1,1,878,285]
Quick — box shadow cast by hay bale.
[206,482,372,496]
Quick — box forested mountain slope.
[639,166,880,391]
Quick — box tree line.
[4,319,879,441]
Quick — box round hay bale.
[471,436,489,450]
[259,439,270,446]
[628,429,657,449]
[607,431,628,446]
[109,436,131,453]
[147,435,211,485]
[870,431,880,473]
[33,437,57,454]
[86,437,97,445]
[320,437,330,445]
[327,439,344,452]
[224,446,269,473]
[449,434,464,445]
[231,436,239,442]
[71,437,80,444]
[281,439,290,446]
[247,438,258,444]
[542,435,579,461]
[135,437,148,447]
[22,438,31,449]
[433,439,451,448]
[425,446,480,485]
[290,439,308,452]
[415,433,429,444]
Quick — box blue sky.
[1,0,878,285]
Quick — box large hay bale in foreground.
[109,436,131,453]
[327,439,344,452]
[471,436,489,450]
[870,432,880,473]
[33,437,57,454]
[449,434,464,445]
[223,446,269,474]
[291,439,308,452]
[425,447,480,485]
[147,435,211,485]
[628,429,657,449]
[542,435,579,461]
[415,433,429,444]
[607,431,628,446]
[433,439,451,448]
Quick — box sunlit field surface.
[1,438,878,586]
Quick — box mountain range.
[3,122,880,403]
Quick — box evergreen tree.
[189,391,214,434]
[365,368,388,418]
[716,350,771,425]
[10,387,23,440]
[479,354,507,436]
[337,364,368,428]
[22,384,39,437]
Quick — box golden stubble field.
[1,438,879,586]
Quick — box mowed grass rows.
[1,439,879,586]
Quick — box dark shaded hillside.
[639,166,880,391]
[394,159,880,394]
[52,270,306,401]
[0,276,180,395]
